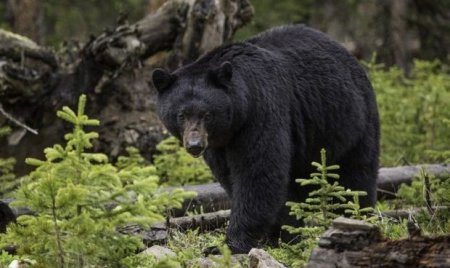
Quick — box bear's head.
[152,61,238,157]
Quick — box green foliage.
[0,156,17,198]
[373,167,450,240]
[167,229,224,265]
[0,126,18,198]
[0,126,11,137]
[376,217,409,240]
[126,229,243,267]
[0,3,10,31]
[43,0,147,45]
[280,149,370,267]
[373,202,409,239]
[0,95,195,267]
[425,118,450,163]
[0,1,146,45]
[344,191,377,222]
[116,146,149,170]
[124,229,229,267]
[285,149,367,229]
[234,0,315,40]
[366,58,450,166]
[267,237,322,268]
[0,251,15,267]
[269,231,319,268]
[396,168,450,234]
[154,136,213,186]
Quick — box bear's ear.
[209,61,233,87]
[152,68,174,93]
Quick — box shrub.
[366,58,450,166]
[396,168,450,234]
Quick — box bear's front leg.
[225,140,291,253]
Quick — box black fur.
[154,25,380,253]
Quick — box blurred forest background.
[1,0,449,72]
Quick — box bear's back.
[247,25,329,49]
[247,25,359,69]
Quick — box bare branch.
[0,103,38,135]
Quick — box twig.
[0,103,38,135]
[422,169,435,214]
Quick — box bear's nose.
[185,134,205,157]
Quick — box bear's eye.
[177,112,185,122]
[204,112,212,122]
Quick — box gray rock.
[317,217,381,251]
[248,248,285,268]
[140,245,176,261]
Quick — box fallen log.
[173,164,450,216]
[377,164,450,196]
[379,206,448,220]
[1,164,449,223]
[168,209,230,232]
[119,210,231,246]
[306,217,450,268]
[1,164,448,238]
[172,182,231,216]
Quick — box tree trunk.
[0,0,253,175]
[389,0,411,75]
[6,0,44,44]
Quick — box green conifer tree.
[282,148,370,266]
[0,95,195,267]
[285,149,354,229]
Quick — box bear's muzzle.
[183,120,208,157]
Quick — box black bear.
[152,25,379,253]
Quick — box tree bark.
[0,0,253,175]
[306,217,450,268]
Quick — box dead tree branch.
[0,0,254,175]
